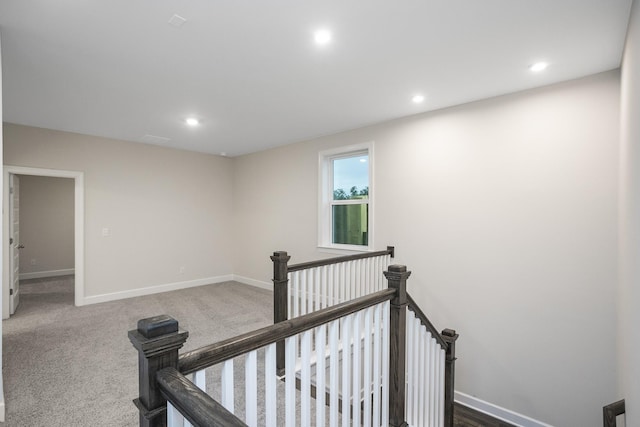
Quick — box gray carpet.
[2,276,273,426]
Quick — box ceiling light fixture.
[412,94,425,104]
[314,29,332,46]
[529,62,549,72]
[186,117,199,126]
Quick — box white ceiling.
[0,1,633,157]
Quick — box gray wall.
[619,0,640,423]
[4,124,235,301]
[233,71,620,427]
[18,175,74,276]
[0,30,5,420]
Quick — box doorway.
[2,166,84,319]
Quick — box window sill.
[317,245,373,256]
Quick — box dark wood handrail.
[407,293,448,350]
[179,288,396,375]
[603,399,625,427]
[157,367,247,426]
[287,246,394,272]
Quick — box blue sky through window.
[333,154,368,194]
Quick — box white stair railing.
[406,310,446,427]
[131,259,458,427]
[287,251,392,318]
[137,289,395,427]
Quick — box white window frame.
[318,142,374,252]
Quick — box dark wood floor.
[454,403,516,427]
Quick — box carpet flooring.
[2,276,273,426]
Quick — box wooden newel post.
[271,251,290,375]
[129,315,189,427]
[442,328,459,427]
[385,264,411,427]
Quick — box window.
[319,142,373,251]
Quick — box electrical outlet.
[179,266,185,274]
[102,227,111,237]
[30,258,36,266]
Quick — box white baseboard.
[82,275,234,305]
[0,398,4,422]
[455,391,553,427]
[233,275,272,291]
[20,268,75,280]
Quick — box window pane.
[333,154,368,200]
[332,204,368,246]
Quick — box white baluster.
[221,359,234,413]
[321,266,328,309]
[363,307,373,427]
[285,336,296,427]
[314,267,321,311]
[328,264,335,307]
[419,329,427,427]
[245,351,258,427]
[292,271,299,318]
[287,272,292,319]
[406,316,414,425]
[316,325,327,427]
[348,262,353,301]
[364,258,369,295]
[420,318,426,425]
[284,335,298,427]
[352,311,362,427]
[356,259,363,298]
[411,316,424,425]
[167,402,184,427]
[429,337,437,427]
[301,330,312,427]
[329,319,340,427]
[341,315,352,427]
[435,343,446,426]
[373,304,382,427]
[382,301,390,426]
[265,343,277,427]
[300,270,307,316]
[193,370,205,391]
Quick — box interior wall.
[3,124,235,301]
[18,175,74,276]
[233,71,620,426]
[619,0,639,423]
[0,29,6,421]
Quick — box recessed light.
[412,94,425,104]
[314,29,332,46]
[220,152,227,157]
[186,117,199,126]
[529,62,549,72]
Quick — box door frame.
[2,166,84,318]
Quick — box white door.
[9,174,21,314]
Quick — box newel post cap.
[270,251,291,262]
[384,264,412,280]
[385,265,411,305]
[138,315,178,338]
[128,314,189,357]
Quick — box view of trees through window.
[333,186,369,200]
[331,154,369,246]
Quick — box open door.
[9,174,20,315]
